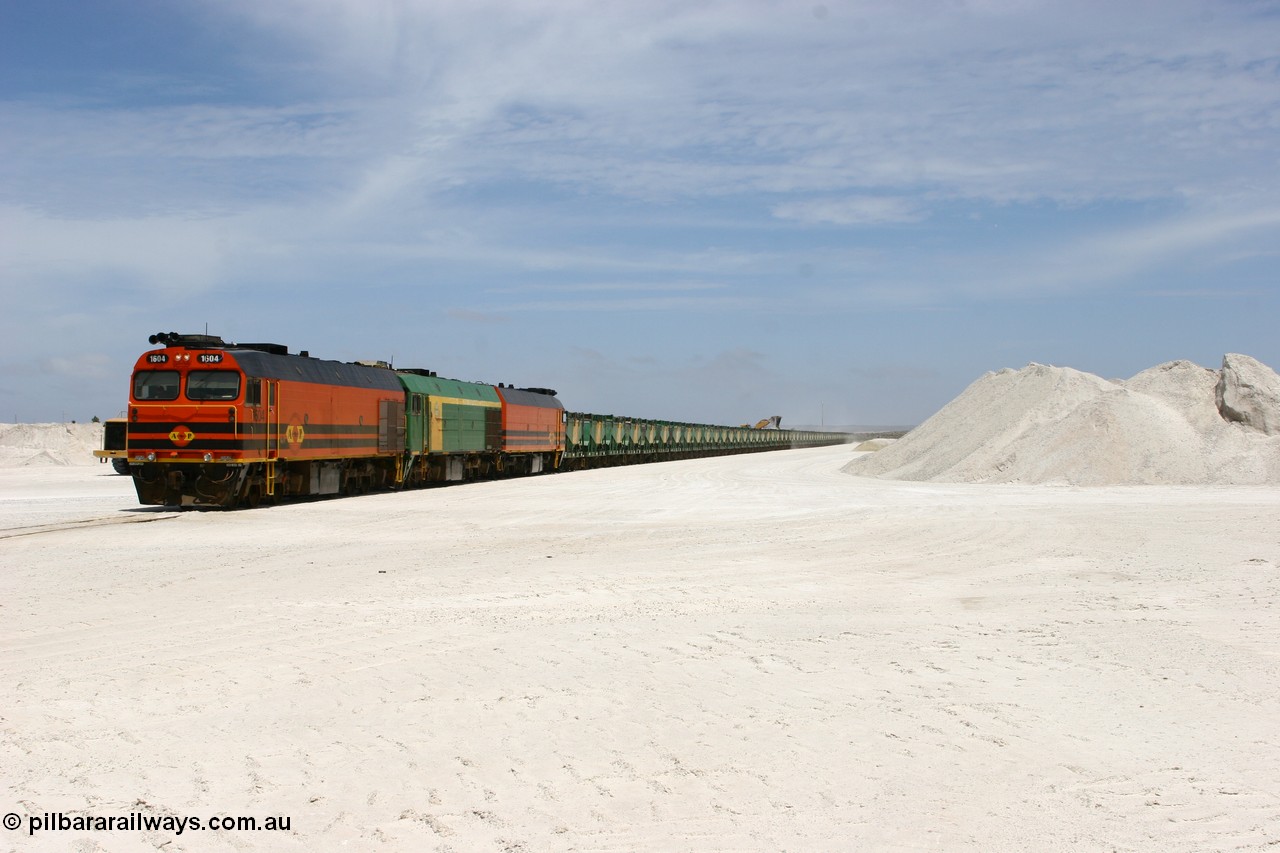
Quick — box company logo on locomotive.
[168,426,196,446]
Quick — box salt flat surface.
[3,446,1279,851]
[0,467,146,534]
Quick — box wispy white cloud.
[143,0,1274,212]
[1083,208,1280,266]
[973,206,1280,297]
[486,280,730,295]
[6,1,1277,227]
[773,196,927,226]
[445,308,510,324]
[0,205,228,294]
[483,294,765,314]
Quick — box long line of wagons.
[97,332,850,507]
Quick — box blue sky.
[2,0,1277,426]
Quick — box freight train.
[113,332,849,508]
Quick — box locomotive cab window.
[132,370,179,401]
[187,370,242,401]
[245,378,262,406]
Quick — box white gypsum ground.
[2,445,1279,852]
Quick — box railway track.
[0,511,179,540]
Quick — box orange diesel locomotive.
[126,334,406,506]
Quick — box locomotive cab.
[125,334,258,506]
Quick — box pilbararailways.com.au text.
[5,811,292,836]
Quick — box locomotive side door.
[244,377,281,497]
[406,393,426,454]
[266,380,279,459]
[245,377,280,460]
[429,398,444,453]
[245,377,281,459]
[262,379,280,498]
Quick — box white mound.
[0,422,104,467]
[845,354,1280,485]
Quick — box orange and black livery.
[126,333,403,506]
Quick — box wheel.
[111,458,130,475]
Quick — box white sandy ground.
[2,446,1280,852]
